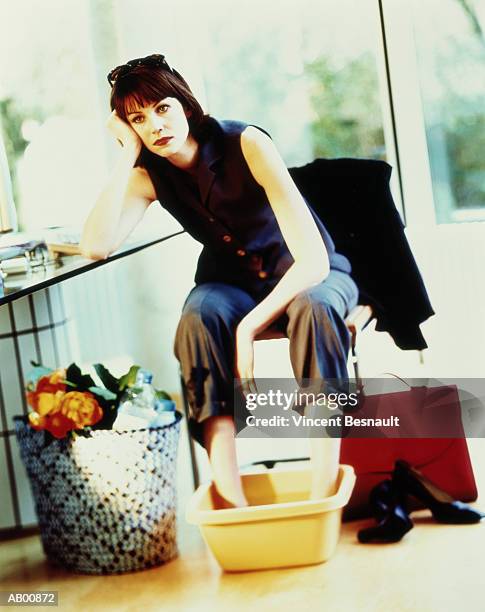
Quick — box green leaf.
[118,365,141,391]
[75,428,91,438]
[66,362,82,381]
[155,389,172,401]
[88,386,117,401]
[93,363,120,394]
[65,363,96,391]
[91,404,118,431]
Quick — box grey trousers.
[174,270,359,446]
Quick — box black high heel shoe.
[393,460,485,524]
[357,479,414,544]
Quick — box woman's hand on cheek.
[106,110,142,154]
[235,323,258,398]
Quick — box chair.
[180,304,373,490]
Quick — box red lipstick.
[154,136,172,146]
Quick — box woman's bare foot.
[203,415,249,509]
[305,405,341,500]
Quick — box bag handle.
[380,373,413,389]
[358,372,413,398]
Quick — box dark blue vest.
[143,117,351,297]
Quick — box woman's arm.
[79,112,155,260]
[237,126,330,339]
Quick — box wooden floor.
[1,439,484,612]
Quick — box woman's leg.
[285,270,359,499]
[174,282,256,507]
[202,415,248,508]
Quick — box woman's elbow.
[79,243,110,261]
[79,232,113,260]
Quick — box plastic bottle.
[151,398,176,427]
[114,368,158,430]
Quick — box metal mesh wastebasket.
[14,413,181,574]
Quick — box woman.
[80,54,359,508]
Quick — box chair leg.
[350,329,362,388]
[180,373,200,490]
[352,345,361,386]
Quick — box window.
[0,0,113,231]
[410,0,485,223]
[1,0,393,233]
[189,0,388,166]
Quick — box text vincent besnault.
[246,414,400,427]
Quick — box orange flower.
[26,391,37,410]
[49,369,67,384]
[27,369,66,412]
[28,408,77,439]
[59,391,103,428]
[28,411,48,431]
[44,413,77,439]
[30,390,64,416]
[35,369,67,394]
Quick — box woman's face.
[125,96,191,158]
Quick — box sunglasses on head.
[107,54,173,87]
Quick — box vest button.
[209,217,215,222]
[222,235,232,243]
[258,271,268,279]
[236,249,246,257]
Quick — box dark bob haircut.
[109,63,210,146]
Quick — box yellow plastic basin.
[186,464,356,572]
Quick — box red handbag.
[340,383,478,521]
